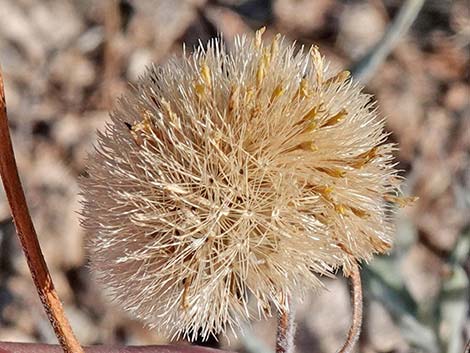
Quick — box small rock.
[30,0,83,50]
[445,83,470,112]
[367,300,409,352]
[127,49,154,81]
[337,3,386,59]
[401,243,443,302]
[49,49,96,90]
[66,306,100,344]
[298,279,350,352]
[0,328,35,343]
[274,0,334,35]
[204,6,252,43]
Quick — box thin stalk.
[101,0,121,108]
[0,69,84,353]
[276,297,295,353]
[338,263,363,353]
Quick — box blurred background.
[0,0,468,352]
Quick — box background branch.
[0,69,84,352]
[350,0,425,83]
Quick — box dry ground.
[0,1,468,352]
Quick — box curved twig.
[273,265,362,353]
[0,69,84,352]
[337,263,363,353]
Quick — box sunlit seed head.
[80,28,407,341]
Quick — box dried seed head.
[80,30,406,340]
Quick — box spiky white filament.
[80,31,402,340]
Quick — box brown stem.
[0,69,84,352]
[338,263,363,353]
[0,343,234,353]
[276,296,295,353]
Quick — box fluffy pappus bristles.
[80,29,407,341]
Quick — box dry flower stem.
[275,265,362,353]
[276,297,295,353]
[0,69,84,353]
[338,263,363,353]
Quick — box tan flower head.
[81,29,404,340]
